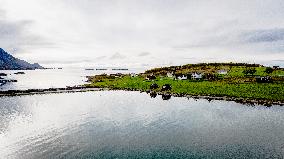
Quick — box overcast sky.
[0,0,284,68]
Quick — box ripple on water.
[0,91,284,158]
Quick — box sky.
[0,0,284,68]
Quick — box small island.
[86,63,284,106]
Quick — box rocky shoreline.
[0,86,283,106]
[0,86,103,96]
[100,87,284,107]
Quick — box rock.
[161,84,172,91]
[14,72,25,75]
[150,83,159,89]
[162,94,171,100]
[145,75,156,80]
[150,92,157,98]
[0,73,7,76]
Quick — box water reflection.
[0,91,284,158]
[0,68,144,91]
[149,92,157,98]
[161,94,171,100]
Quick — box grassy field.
[86,63,284,102]
[87,76,284,102]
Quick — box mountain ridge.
[0,48,44,70]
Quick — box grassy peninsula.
[86,63,284,105]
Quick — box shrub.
[265,67,274,74]
[243,68,256,76]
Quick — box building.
[177,75,188,80]
[191,73,203,79]
[167,72,175,78]
[130,73,137,77]
[273,66,280,69]
[217,70,228,75]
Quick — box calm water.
[0,68,143,91]
[0,91,283,159]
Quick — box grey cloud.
[110,52,126,60]
[0,9,6,18]
[242,28,284,43]
[2,0,284,66]
[95,56,107,60]
[173,26,284,55]
[39,59,94,65]
[138,52,151,57]
[0,9,54,54]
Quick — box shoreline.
[85,62,284,107]
[0,87,103,96]
[0,86,283,106]
[106,87,284,106]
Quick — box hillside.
[0,48,44,70]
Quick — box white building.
[167,72,174,78]
[191,73,203,79]
[130,73,137,77]
[177,75,188,80]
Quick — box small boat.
[85,68,95,71]
[96,68,107,70]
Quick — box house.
[217,70,228,75]
[130,73,137,77]
[167,72,175,78]
[204,73,217,81]
[191,73,203,80]
[177,75,187,80]
[273,66,280,69]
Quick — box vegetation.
[86,63,284,103]
[265,67,274,74]
[242,67,256,76]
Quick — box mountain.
[0,48,44,70]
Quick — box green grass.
[226,66,284,78]
[87,76,284,101]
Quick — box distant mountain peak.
[0,48,44,70]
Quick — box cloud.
[95,56,107,60]
[1,0,284,67]
[109,52,126,60]
[242,28,284,43]
[0,8,54,54]
[138,52,151,57]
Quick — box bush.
[243,68,256,76]
[265,67,274,74]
